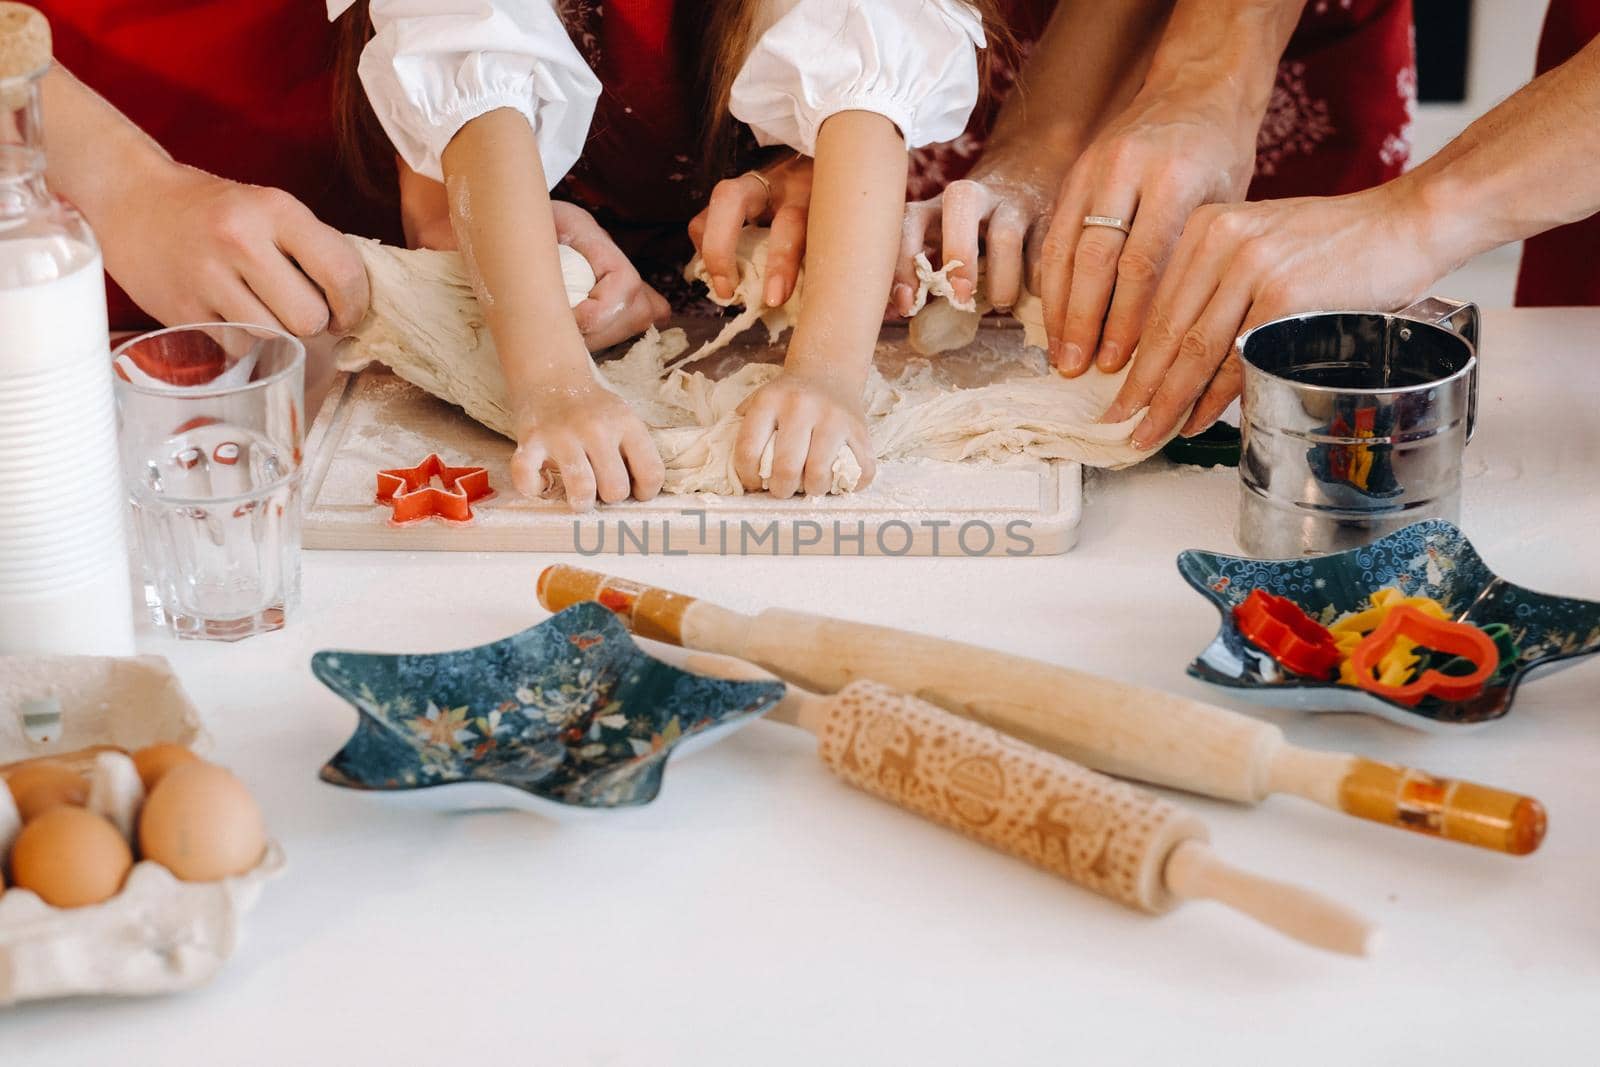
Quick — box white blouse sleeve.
[728,0,985,156]
[327,0,600,186]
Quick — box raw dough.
[338,232,1176,498]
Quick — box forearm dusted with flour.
[1143,0,1302,121]
[785,111,907,386]
[439,108,592,404]
[440,108,664,509]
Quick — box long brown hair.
[701,0,1017,179]
[332,0,395,204]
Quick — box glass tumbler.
[112,324,305,640]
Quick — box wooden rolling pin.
[539,566,1547,856]
[691,654,1377,957]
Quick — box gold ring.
[743,170,774,203]
[1082,214,1131,235]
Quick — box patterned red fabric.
[556,1,1415,295]
[909,0,1417,202]
[36,1,401,330]
[1515,0,1600,307]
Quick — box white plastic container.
[0,5,134,655]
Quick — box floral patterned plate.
[312,602,787,812]
[1179,520,1600,731]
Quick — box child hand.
[734,367,874,498]
[510,380,666,511]
[403,166,668,352]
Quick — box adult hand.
[551,202,670,351]
[734,367,875,499]
[895,144,1069,315]
[1037,83,1259,377]
[510,377,666,512]
[100,163,369,336]
[1102,184,1446,448]
[688,154,814,309]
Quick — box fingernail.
[765,276,784,307]
[1131,420,1154,451]
[953,278,973,303]
[1096,342,1120,370]
[711,274,730,297]
[1062,342,1087,375]
[893,283,913,315]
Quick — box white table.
[7,309,1600,1064]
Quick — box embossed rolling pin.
[538,566,1547,856]
[689,655,1376,956]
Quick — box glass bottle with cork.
[0,2,135,654]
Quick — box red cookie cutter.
[1347,605,1499,706]
[376,454,493,525]
[1233,588,1341,679]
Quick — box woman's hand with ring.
[1037,82,1259,377]
[689,155,814,308]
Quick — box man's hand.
[1102,184,1446,448]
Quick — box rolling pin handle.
[1163,840,1380,958]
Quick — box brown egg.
[4,762,88,822]
[138,762,266,881]
[10,806,133,908]
[131,742,199,791]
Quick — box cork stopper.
[0,4,50,83]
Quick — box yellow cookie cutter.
[1332,587,1449,687]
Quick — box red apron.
[908,0,1416,202]
[1515,1,1600,307]
[558,1,1415,300]
[36,1,400,330]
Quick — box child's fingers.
[734,400,778,493]
[548,439,598,512]
[698,177,767,300]
[802,421,848,498]
[762,202,807,308]
[510,440,550,499]
[621,423,665,500]
[848,427,876,490]
[588,440,633,505]
[766,416,814,500]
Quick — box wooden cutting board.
[301,322,1082,556]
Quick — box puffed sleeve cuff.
[729,0,985,156]
[353,1,600,185]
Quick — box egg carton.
[0,655,284,1006]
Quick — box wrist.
[1390,167,1492,281]
[1144,2,1297,123]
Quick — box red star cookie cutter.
[376,454,494,526]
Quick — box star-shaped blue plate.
[1179,520,1600,731]
[312,602,787,811]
